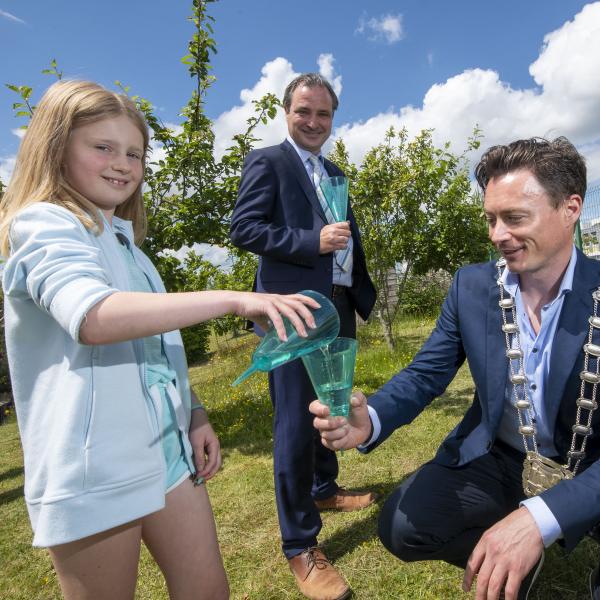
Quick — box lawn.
[0,317,597,599]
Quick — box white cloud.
[0,9,25,24]
[162,243,229,269]
[317,53,342,98]
[0,130,24,184]
[581,141,600,187]
[333,2,600,183]
[356,13,404,44]
[0,155,16,186]
[198,244,229,266]
[212,57,295,159]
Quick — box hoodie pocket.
[83,350,161,491]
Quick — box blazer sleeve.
[230,151,321,267]
[364,269,467,451]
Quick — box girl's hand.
[232,292,319,341]
[188,408,222,481]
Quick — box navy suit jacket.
[230,140,376,320]
[367,250,600,551]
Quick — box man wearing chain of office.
[310,136,600,599]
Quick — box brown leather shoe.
[314,488,378,512]
[288,547,351,600]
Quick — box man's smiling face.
[285,85,333,154]
[484,169,577,276]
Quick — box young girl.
[0,80,317,600]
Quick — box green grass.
[1,318,597,599]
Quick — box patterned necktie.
[308,154,334,223]
[308,155,352,272]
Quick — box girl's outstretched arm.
[79,290,318,345]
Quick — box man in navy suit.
[311,137,600,600]
[230,73,376,600]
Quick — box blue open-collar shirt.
[497,245,578,457]
[498,245,578,546]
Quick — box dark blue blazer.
[367,250,600,551]
[230,140,376,321]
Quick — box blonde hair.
[0,80,150,255]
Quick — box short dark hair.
[474,136,587,208]
[282,73,339,113]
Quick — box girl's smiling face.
[63,114,144,222]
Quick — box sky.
[1,0,600,261]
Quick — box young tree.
[331,128,489,348]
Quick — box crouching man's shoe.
[314,488,378,512]
[288,547,351,600]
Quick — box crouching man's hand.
[309,390,372,451]
[463,506,544,600]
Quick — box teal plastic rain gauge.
[232,290,340,386]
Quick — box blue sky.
[1,0,599,189]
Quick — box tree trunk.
[379,310,395,349]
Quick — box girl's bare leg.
[48,520,143,600]
[142,478,229,600]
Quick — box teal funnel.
[320,176,349,222]
[232,290,340,386]
[301,337,358,418]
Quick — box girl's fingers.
[270,292,322,336]
[243,291,322,339]
[194,444,206,474]
[265,305,288,340]
[201,437,221,479]
[290,293,320,310]
[272,301,308,338]
[285,294,319,328]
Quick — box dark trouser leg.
[378,444,525,568]
[332,290,357,339]
[270,359,338,558]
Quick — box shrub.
[181,323,211,365]
[400,270,452,317]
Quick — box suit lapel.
[485,267,508,427]
[279,140,327,223]
[546,251,600,425]
[322,158,339,178]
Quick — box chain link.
[496,257,600,477]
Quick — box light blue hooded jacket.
[2,202,194,547]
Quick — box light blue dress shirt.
[502,245,577,546]
[497,245,577,457]
[286,135,353,287]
